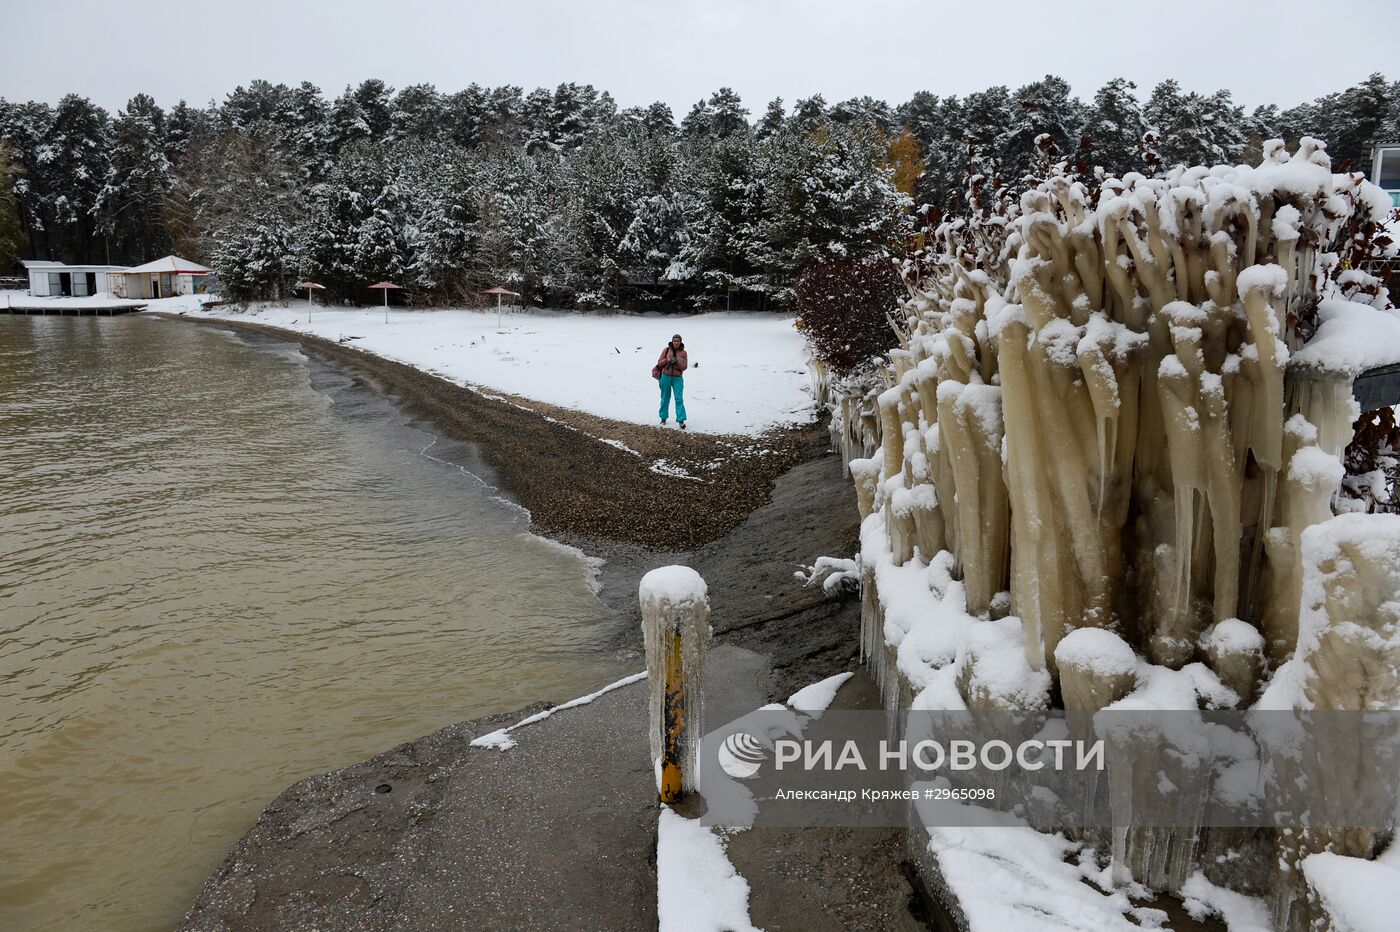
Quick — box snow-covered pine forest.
[1,74,1397,309]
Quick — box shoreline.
[153,310,824,552]
[157,309,861,679]
[167,309,866,929]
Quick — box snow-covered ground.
[186,300,816,436]
[3,292,817,436]
[0,290,210,312]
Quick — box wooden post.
[640,566,709,805]
[661,633,685,802]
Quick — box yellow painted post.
[660,633,685,803]
[640,566,710,805]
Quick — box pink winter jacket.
[657,345,689,377]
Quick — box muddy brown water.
[0,314,634,930]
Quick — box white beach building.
[108,255,214,299]
[1371,140,1400,207]
[21,260,128,297]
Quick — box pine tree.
[330,80,393,153]
[0,98,54,259]
[44,94,111,262]
[829,96,894,131]
[280,82,333,181]
[521,87,557,153]
[97,93,171,263]
[619,189,696,293]
[959,86,1014,193]
[0,145,22,273]
[401,141,480,300]
[756,98,786,139]
[300,140,405,298]
[391,83,445,143]
[706,88,748,138]
[1145,80,1245,167]
[557,134,643,306]
[443,84,489,149]
[677,131,766,303]
[176,123,301,300]
[789,95,828,133]
[1086,78,1147,175]
[471,148,560,301]
[622,101,676,138]
[997,75,1083,184]
[547,82,608,151]
[681,88,749,140]
[753,121,912,302]
[1325,73,1395,169]
[1200,89,1247,163]
[164,100,212,169]
[222,80,293,130]
[481,85,526,149]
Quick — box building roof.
[115,255,211,275]
[21,259,129,270]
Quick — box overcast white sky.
[2,0,1393,115]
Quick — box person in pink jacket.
[656,334,689,428]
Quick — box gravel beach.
[159,311,822,551]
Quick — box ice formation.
[821,138,1400,929]
[641,565,711,794]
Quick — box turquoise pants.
[659,374,686,423]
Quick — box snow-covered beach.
[3,291,819,437]
[184,300,817,437]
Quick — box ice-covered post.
[640,566,710,804]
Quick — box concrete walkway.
[180,649,932,931]
[721,670,930,932]
[180,675,656,931]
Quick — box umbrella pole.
[384,288,389,325]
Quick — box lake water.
[0,314,634,930]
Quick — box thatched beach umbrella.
[295,281,325,321]
[368,281,402,324]
[484,285,521,329]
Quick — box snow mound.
[1291,300,1400,376]
[1180,871,1272,931]
[640,565,709,610]
[1055,628,1137,678]
[657,807,759,932]
[1301,851,1400,932]
[1200,618,1264,656]
[787,671,854,713]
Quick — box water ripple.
[0,316,632,931]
